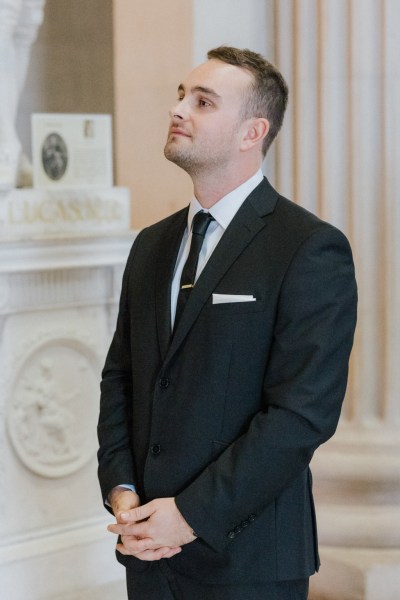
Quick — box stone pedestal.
[309,548,400,600]
[309,426,400,600]
[0,226,136,599]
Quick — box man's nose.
[169,100,187,120]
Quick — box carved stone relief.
[6,266,113,313]
[7,339,99,478]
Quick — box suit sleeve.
[97,230,145,506]
[175,225,357,551]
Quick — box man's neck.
[192,165,262,209]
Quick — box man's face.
[164,59,254,175]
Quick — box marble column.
[273,1,400,598]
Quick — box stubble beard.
[164,140,205,177]
[164,134,236,179]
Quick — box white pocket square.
[212,293,256,304]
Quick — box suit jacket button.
[234,526,242,534]
[159,377,170,389]
[248,514,256,522]
[227,531,235,539]
[241,520,249,528]
[151,444,161,455]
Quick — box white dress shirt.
[170,169,263,328]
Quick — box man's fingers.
[119,536,155,553]
[116,543,182,561]
[119,500,155,523]
[108,522,149,538]
[158,547,182,559]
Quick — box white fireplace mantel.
[0,231,136,600]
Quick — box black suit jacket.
[98,177,357,583]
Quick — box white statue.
[0,0,46,190]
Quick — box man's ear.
[240,118,269,151]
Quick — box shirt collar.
[187,169,264,231]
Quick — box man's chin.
[164,145,186,166]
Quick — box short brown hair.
[207,46,288,156]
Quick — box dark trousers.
[126,561,309,600]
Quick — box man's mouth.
[169,128,191,137]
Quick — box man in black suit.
[98,46,357,599]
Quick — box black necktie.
[174,211,215,330]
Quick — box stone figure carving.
[8,343,99,478]
[19,358,77,458]
[0,0,46,190]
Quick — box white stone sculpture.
[8,343,99,478]
[0,0,45,190]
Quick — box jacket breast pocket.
[207,297,266,316]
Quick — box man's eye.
[199,99,211,107]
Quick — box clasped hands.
[107,488,196,561]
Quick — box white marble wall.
[0,231,134,600]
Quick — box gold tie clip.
[181,284,195,289]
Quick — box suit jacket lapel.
[164,178,279,366]
[155,208,188,361]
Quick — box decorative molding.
[6,324,101,376]
[0,232,134,599]
[0,231,135,275]
[0,515,111,566]
[2,266,113,314]
[7,339,100,478]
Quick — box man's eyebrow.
[178,83,221,99]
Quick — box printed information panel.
[32,113,113,189]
